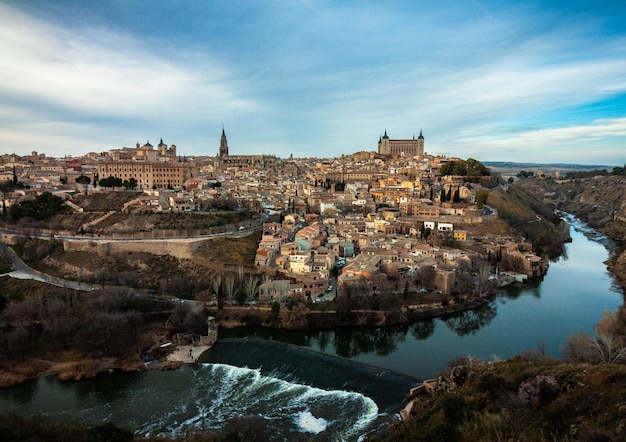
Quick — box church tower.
[219,128,229,157]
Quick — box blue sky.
[1,0,625,165]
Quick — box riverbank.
[0,294,494,389]
[0,354,144,389]
[0,340,215,389]
[213,295,495,330]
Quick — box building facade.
[96,138,193,189]
[217,128,277,168]
[377,130,425,157]
[97,161,193,189]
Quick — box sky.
[0,0,625,165]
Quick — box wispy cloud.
[0,0,625,164]
[0,3,257,137]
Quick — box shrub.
[518,375,558,407]
[424,421,459,442]
[442,392,469,424]
[477,372,507,397]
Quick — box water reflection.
[0,378,38,405]
[502,279,542,300]
[223,321,441,360]
[443,303,497,336]
[333,326,408,358]
[410,319,435,340]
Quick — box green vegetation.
[8,191,70,221]
[0,180,26,193]
[98,175,123,188]
[75,175,91,185]
[516,170,535,178]
[475,188,489,208]
[96,175,140,190]
[564,166,624,179]
[440,158,491,177]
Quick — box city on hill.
[1,129,565,309]
[1,130,626,441]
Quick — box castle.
[377,130,425,157]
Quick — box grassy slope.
[377,358,626,442]
[486,184,569,257]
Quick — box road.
[0,242,100,291]
[0,212,271,292]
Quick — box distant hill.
[485,161,613,171]
[485,162,614,177]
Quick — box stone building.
[377,130,425,157]
[97,138,193,189]
[98,160,194,189]
[217,128,277,169]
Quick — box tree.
[475,189,489,209]
[224,275,236,304]
[75,175,91,185]
[611,166,625,175]
[560,333,594,362]
[9,192,69,221]
[417,266,436,290]
[591,332,626,364]
[275,280,289,303]
[99,176,123,188]
[243,276,259,304]
[440,158,490,177]
[123,178,137,190]
[212,274,223,309]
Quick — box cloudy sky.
[1,0,625,165]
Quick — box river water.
[0,215,623,440]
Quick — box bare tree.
[418,266,436,291]
[476,259,491,293]
[237,265,245,286]
[591,332,626,364]
[224,275,236,305]
[243,276,259,303]
[275,280,289,303]
[560,333,594,363]
[212,274,224,309]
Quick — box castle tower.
[417,129,425,156]
[219,128,229,157]
[378,130,390,155]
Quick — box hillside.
[514,176,626,291]
[373,357,626,442]
[485,184,571,258]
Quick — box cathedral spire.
[219,127,229,157]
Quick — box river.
[0,215,623,440]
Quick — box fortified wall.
[63,238,207,260]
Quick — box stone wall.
[64,238,207,260]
